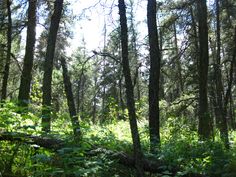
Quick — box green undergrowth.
[0,102,236,176]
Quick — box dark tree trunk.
[173,22,184,94]
[159,28,165,100]
[80,75,85,119]
[18,0,37,106]
[197,0,213,139]
[130,4,141,102]
[215,0,229,148]
[1,0,12,101]
[223,27,236,147]
[77,69,86,120]
[42,0,63,132]
[76,79,80,113]
[190,6,200,77]
[229,93,236,130]
[118,69,125,120]
[92,75,97,124]
[147,0,161,153]
[118,0,144,176]
[61,57,80,137]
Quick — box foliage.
[1,102,236,176]
[1,0,236,176]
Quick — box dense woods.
[0,0,236,176]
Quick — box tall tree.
[173,21,184,95]
[147,0,161,153]
[197,0,212,139]
[1,0,12,101]
[18,0,37,106]
[118,0,144,176]
[129,0,141,102]
[61,57,80,138]
[214,0,229,148]
[42,0,63,132]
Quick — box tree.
[61,57,80,138]
[42,0,63,132]
[118,0,144,176]
[214,0,229,148]
[18,0,37,106]
[147,0,161,153]
[1,0,12,101]
[128,0,141,102]
[197,0,213,139]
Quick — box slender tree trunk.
[42,0,63,132]
[190,6,199,75]
[147,0,161,153]
[76,68,85,119]
[61,57,80,137]
[229,93,236,130]
[76,79,81,113]
[80,75,85,119]
[159,28,165,100]
[118,69,125,120]
[130,2,141,102]
[173,22,184,94]
[197,0,213,139]
[18,0,37,106]
[1,0,12,101]
[215,0,229,148]
[101,21,107,120]
[92,82,97,124]
[118,0,144,176]
[222,27,236,147]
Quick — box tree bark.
[147,0,161,153]
[197,0,213,139]
[130,2,141,102]
[42,0,63,132]
[173,21,184,94]
[223,27,236,147]
[1,0,12,101]
[61,57,80,138]
[118,0,144,176]
[92,75,97,124]
[215,0,229,148]
[18,0,37,107]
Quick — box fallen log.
[0,132,175,174]
[87,148,182,176]
[0,132,64,150]
[0,132,206,176]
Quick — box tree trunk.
[215,0,229,148]
[159,28,165,100]
[42,0,63,132]
[223,27,236,147]
[76,70,85,119]
[1,0,12,101]
[229,92,236,130]
[118,68,125,120]
[147,0,161,153]
[118,0,144,176]
[92,75,97,124]
[173,22,184,94]
[190,5,199,78]
[61,57,80,138]
[197,0,213,139]
[130,2,141,102]
[18,0,37,106]
[80,75,85,119]
[76,79,80,113]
